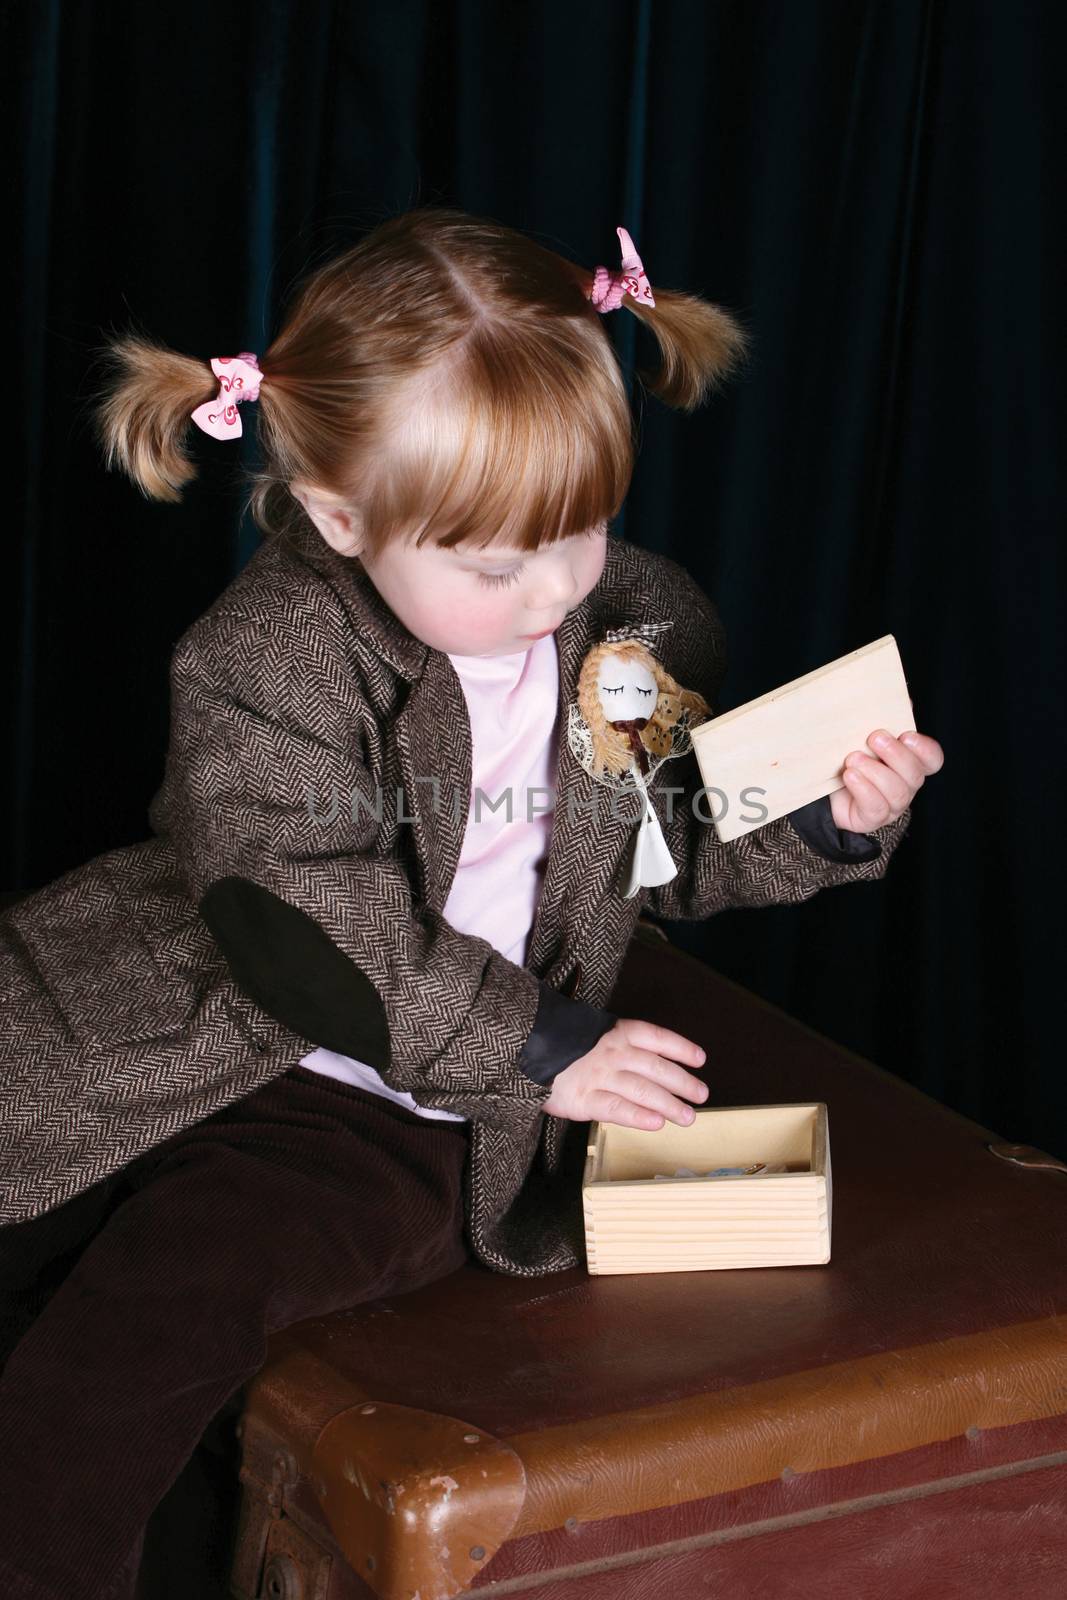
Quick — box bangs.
[356,321,635,555]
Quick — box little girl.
[0,206,942,1597]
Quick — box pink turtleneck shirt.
[298,631,561,1120]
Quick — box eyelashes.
[474,525,605,589]
[478,567,523,589]
[602,685,653,696]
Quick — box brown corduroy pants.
[0,1065,473,1600]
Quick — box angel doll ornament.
[566,621,712,899]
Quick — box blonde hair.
[90,206,751,559]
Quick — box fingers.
[841,754,908,824]
[617,1066,708,1126]
[591,1093,669,1132]
[864,730,927,788]
[590,1083,687,1132]
[602,1040,711,1132]
[900,730,945,773]
[614,1017,707,1070]
[839,727,934,827]
[853,729,946,789]
[553,1019,713,1132]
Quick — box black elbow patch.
[199,876,390,1073]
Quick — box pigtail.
[88,331,222,503]
[85,209,750,545]
[624,289,752,412]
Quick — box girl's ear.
[290,480,364,557]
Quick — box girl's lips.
[521,621,564,639]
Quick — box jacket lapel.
[284,526,642,981]
[523,589,611,977]
[392,654,471,914]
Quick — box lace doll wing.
[566,700,595,773]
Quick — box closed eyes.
[602,685,654,696]
[478,566,524,589]
[472,525,605,589]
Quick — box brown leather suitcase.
[227,926,1067,1599]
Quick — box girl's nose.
[527,557,580,612]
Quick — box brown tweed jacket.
[0,527,909,1276]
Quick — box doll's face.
[597,653,657,720]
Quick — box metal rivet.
[966,1425,980,1440]
[263,1554,299,1598]
[781,1465,797,1480]
[462,1432,480,1443]
[470,1546,486,1561]
[565,1516,579,1532]
[360,1403,377,1414]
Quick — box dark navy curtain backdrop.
[6,2,1065,1159]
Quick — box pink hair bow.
[190,353,263,440]
[588,226,656,313]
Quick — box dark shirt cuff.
[516,980,619,1086]
[785,793,882,865]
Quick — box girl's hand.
[830,728,945,833]
[542,1018,709,1130]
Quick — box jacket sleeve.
[149,609,616,1125]
[642,562,910,922]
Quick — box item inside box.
[652,1162,792,1180]
[593,1104,822,1185]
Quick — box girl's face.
[359,524,610,657]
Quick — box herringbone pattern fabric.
[0,528,908,1276]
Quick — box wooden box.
[582,1102,831,1275]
